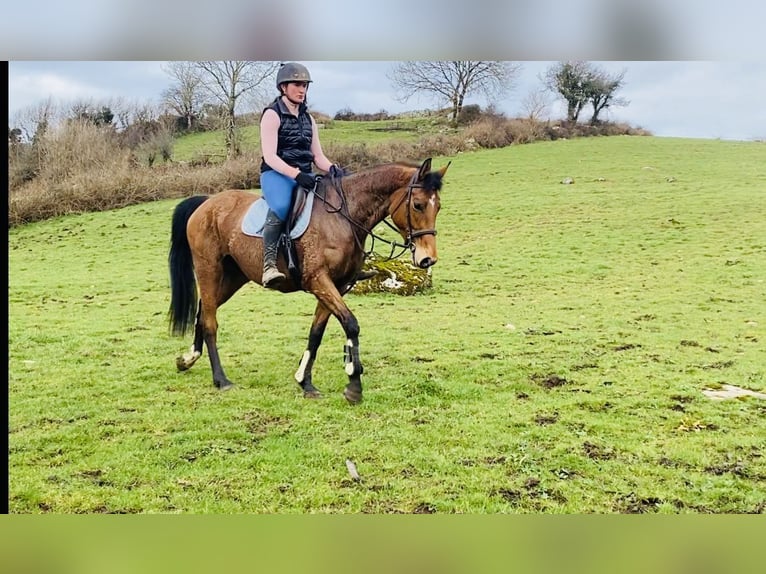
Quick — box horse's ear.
[417,158,432,181]
[438,161,451,178]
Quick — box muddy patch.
[534,413,559,425]
[412,502,437,514]
[583,441,615,460]
[492,488,521,502]
[614,492,664,513]
[531,373,570,389]
[242,411,292,440]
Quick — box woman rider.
[259,62,337,288]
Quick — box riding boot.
[262,210,286,288]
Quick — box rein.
[314,166,437,261]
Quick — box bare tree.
[587,67,628,124]
[521,87,552,121]
[194,61,280,158]
[12,97,58,144]
[162,62,206,131]
[388,61,522,124]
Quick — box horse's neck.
[344,169,410,230]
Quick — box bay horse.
[168,158,449,403]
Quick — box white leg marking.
[344,339,355,375]
[182,346,201,365]
[295,350,311,382]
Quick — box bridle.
[384,169,438,255]
[314,163,438,261]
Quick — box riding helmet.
[276,62,312,90]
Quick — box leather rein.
[313,166,437,261]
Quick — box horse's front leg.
[295,302,332,399]
[307,275,364,404]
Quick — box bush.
[8,108,651,227]
[462,117,513,149]
[333,108,393,121]
[457,104,482,125]
[8,151,264,226]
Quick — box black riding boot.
[262,210,286,288]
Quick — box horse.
[167,158,449,404]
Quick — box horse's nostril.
[419,258,435,269]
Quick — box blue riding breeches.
[260,170,304,221]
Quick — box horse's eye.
[413,202,425,212]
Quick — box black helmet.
[276,62,312,90]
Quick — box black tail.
[168,195,208,336]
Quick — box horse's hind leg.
[176,302,203,371]
[295,302,332,399]
[196,259,248,390]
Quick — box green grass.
[170,117,445,162]
[9,136,766,513]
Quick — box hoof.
[356,269,378,282]
[343,388,363,405]
[215,381,234,391]
[303,390,323,399]
[176,357,190,371]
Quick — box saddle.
[241,185,318,288]
[241,188,315,239]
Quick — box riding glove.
[295,172,317,189]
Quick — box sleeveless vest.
[260,97,314,174]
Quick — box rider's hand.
[295,172,317,189]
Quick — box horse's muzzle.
[418,257,437,269]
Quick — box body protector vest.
[260,97,315,174]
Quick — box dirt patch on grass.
[531,373,570,389]
[412,502,436,514]
[242,411,292,439]
[492,488,521,502]
[583,441,615,460]
[701,360,735,370]
[614,492,664,513]
[534,413,559,425]
[614,343,641,351]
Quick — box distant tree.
[68,102,115,127]
[193,61,280,159]
[9,127,22,145]
[9,127,23,166]
[543,61,593,123]
[586,67,628,124]
[162,62,206,132]
[521,87,552,121]
[388,61,522,124]
[544,61,628,124]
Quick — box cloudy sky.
[8,61,766,141]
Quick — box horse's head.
[390,158,450,269]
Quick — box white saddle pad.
[241,193,315,238]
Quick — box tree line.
[9,60,628,166]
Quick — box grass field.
[170,116,443,162]
[9,135,766,513]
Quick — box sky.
[8,61,766,141]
